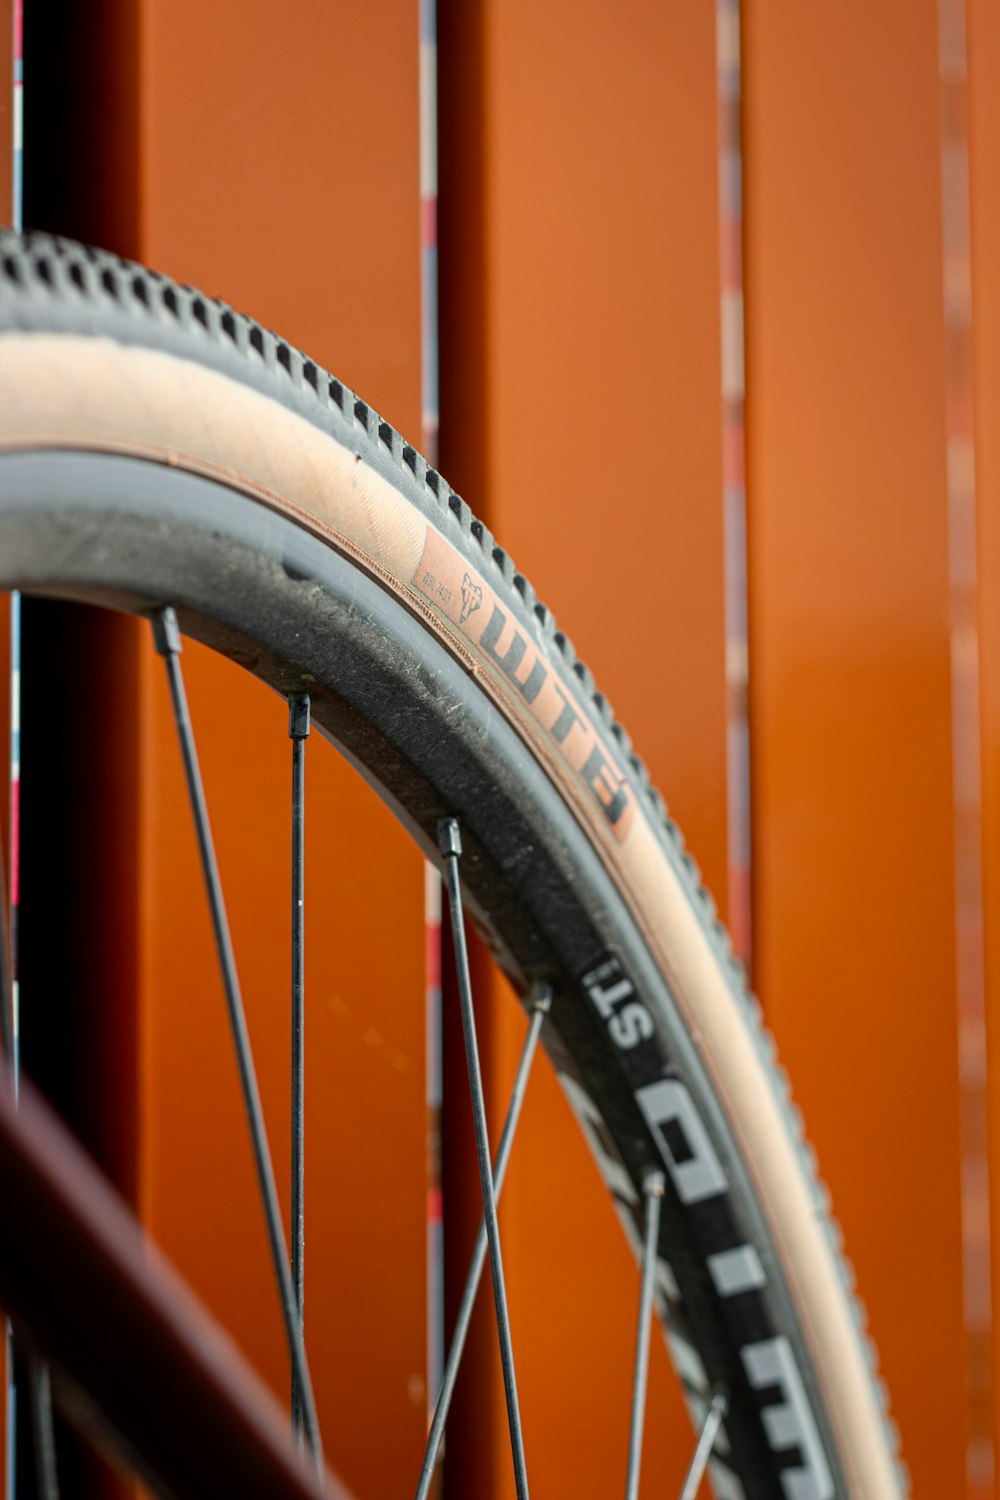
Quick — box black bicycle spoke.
[289,692,310,1442]
[625,1171,664,1500]
[678,1392,728,1500]
[28,1356,59,1500]
[152,609,322,1467]
[415,983,550,1500]
[437,817,529,1500]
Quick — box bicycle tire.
[0,228,905,1499]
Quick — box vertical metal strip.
[6,5,22,1494]
[3,595,15,1489]
[420,0,439,469]
[419,0,444,1452]
[715,0,751,962]
[9,0,21,1079]
[7,592,17,1099]
[11,0,19,229]
[423,861,444,1434]
[938,0,994,1491]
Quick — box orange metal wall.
[437,2,728,1494]
[742,4,967,1495]
[131,4,430,1495]
[6,0,1000,1496]
[0,3,9,220]
[970,0,1000,1475]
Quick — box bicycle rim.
[0,230,905,1499]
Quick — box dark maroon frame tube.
[0,1073,350,1500]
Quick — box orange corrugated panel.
[969,0,1000,1481]
[0,0,10,220]
[439,1,728,1494]
[743,1,966,1493]
[132,2,428,1494]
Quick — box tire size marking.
[411,530,636,840]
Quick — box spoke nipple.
[151,605,182,658]
[289,692,312,740]
[642,1169,665,1199]
[437,816,462,860]
[531,983,553,1015]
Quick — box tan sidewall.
[0,333,898,1497]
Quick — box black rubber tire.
[0,230,905,1499]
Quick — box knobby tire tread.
[0,229,906,1499]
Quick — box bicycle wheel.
[0,228,904,1499]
